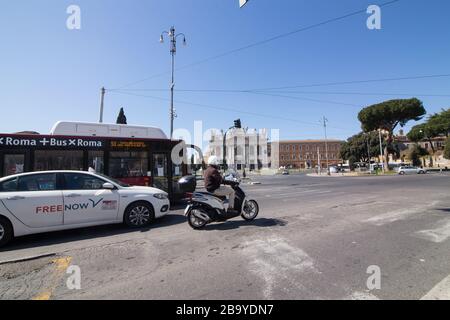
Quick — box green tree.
[427,108,450,138]
[444,137,450,160]
[408,144,428,167]
[339,131,384,169]
[407,123,437,153]
[358,98,426,168]
[116,107,127,124]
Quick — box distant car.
[397,166,427,175]
[329,166,339,174]
[0,171,170,247]
[281,170,289,175]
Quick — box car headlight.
[153,193,168,200]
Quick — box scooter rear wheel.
[241,200,259,221]
[188,209,208,229]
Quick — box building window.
[34,150,83,172]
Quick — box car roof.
[0,170,98,182]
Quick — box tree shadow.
[0,214,187,253]
[202,217,287,231]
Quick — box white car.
[397,166,427,175]
[0,171,170,247]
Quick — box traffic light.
[239,0,248,8]
[234,119,242,129]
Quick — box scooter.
[180,176,259,229]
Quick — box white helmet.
[207,155,220,166]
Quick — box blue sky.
[1,0,449,141]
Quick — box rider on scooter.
[203,156,238,214]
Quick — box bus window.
[109,151,148,179]
[34,150,83,171]
[3,154,25,176]
[88,151,104,174]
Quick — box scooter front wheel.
[188,209,208,229]
[241,200,259,221]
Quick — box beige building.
[206,128,270,171]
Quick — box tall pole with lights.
[223,119,242,171]
[160,26,187,138]
[322,116,330,175]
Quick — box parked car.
[397,166,427,175]
[281,170,290,175]
[0,171,170,247]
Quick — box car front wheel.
[124,202,155,228]
[0,217,13,248]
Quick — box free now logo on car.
[35,198,117,214]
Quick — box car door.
[0,173,63,228]
[407,167,415,175]
[62,173,119,225]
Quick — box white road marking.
[243,236,317,299]
[265,189,328,198]
[365,201,439,226]
[414,218,450,243]
[421,274,450,300]
[347,291,380,300]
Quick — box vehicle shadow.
[437,208,450,213]
[202,217,287,231]
[0,214,187,253]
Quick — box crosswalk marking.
[415,218,450,243]
[421,274,450,300]
[365,201,439,226]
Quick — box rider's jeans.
[214,186,236,209]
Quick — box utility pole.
[317,147,321,175]
[378,129,385,173]
[322,116,330,175]
[366,133,371,174]
[99,87,105,123]
[160,27,187,139]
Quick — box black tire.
[0,216,13,248]
[187,210,208,230]
[399,171,405,175]
[241,200,259,221]
[124,201,154,228]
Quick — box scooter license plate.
[184,205,192,215]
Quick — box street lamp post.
[322,116,330,175]
[160,26,187,139]
[222,119,242,171]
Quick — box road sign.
[239,0,249,8]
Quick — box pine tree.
[116,107,127,124]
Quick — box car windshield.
[96,173,130,187]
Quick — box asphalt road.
[1,173,450,300]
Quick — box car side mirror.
[102,182,115,190]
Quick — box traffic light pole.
[222,119,242,170]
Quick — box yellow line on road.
[31,256,73,301]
